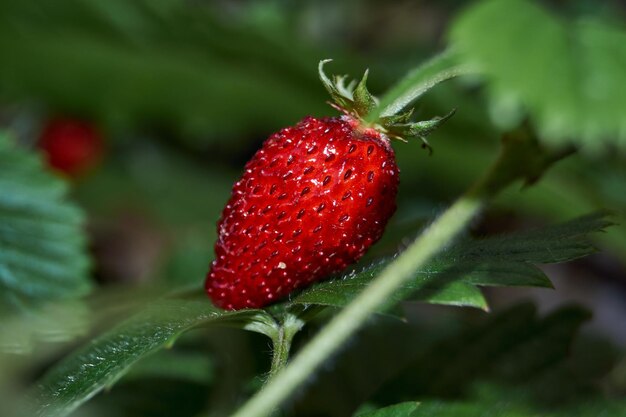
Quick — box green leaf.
[0,133,92,350]
[291,260,488,312]
[450,0,626,153]
[290,212,610,312]
[355,402,420,417]
[449,211,613,264]
[123,350,213,385]
[31,298,275,417]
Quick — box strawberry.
[38,117,103,177]
[206,61,454,310]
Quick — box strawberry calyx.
[319,59,455,152]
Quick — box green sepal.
[388,109,457,139]
[319,60,377,118]
[318,60,353,111]
[379,108,414,126]
[353,70,378,116]
[319,60,456,150]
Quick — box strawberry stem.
[230,128,574,417]
[265,313,304,383]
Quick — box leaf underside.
[0,134,92,351]
[450,0,626,153]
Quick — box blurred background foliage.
[0,0,625,416]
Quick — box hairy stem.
[266,314,304,382]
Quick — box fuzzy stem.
[230,130,561,417]
[266,314,304,382]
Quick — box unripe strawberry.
[38,118,103,176]
[205,61,454,310]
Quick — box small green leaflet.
[290,212,612,312]
[0,134,91,350]
[31,298,275,417]
[450,0,626,153]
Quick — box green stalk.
[231,128,561,417]
[266,314,304,382]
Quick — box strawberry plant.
[1,1,625,417]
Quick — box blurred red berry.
[38,118,104,176]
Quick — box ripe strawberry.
[38,117,103,177]
[206,116,399,309]
[205,61,454,310]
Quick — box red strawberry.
[38,117,103,176]
[205,61,454,310]
[206,116,399,309]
